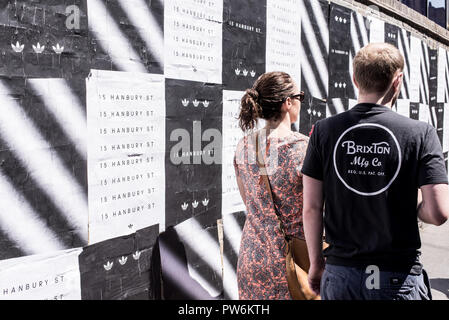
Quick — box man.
[301,43,449,300]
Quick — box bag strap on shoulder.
[255,131,290,242]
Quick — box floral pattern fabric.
[234,131,309,300]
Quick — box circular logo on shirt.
[333,123,402,196]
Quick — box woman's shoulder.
[286,131,309,146]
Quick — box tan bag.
[255,132,326,300]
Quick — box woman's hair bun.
[246,88,259,102]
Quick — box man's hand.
[308,260,325,295]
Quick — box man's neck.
[357,93,394,108]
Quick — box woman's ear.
[283,97,292,111]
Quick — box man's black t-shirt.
[301,103,448,271]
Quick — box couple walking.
[233,43,449,300]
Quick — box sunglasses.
[289,91,305,102]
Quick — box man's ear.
[353,74,359,90]
[393,72,403,92]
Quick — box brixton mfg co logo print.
[333,124,402,196]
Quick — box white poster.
[368,17,384,43]
[222,90,246,216]
[0,248,82,300]
[444,104,449,153]
[437,47,447,103]
[409,36,422,102]
[419,103,430,124]
[164,0,223,83]
[87,70,165,244]
[396,99,411,118]
[266,0,301,86]
[348,99,358,110]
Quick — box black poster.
[399,29,411,100]
[165,79,222,227]
[385,23,399,48]
[436,103,444,146]
[79,224,160,300]
[299,96,327,136]
[410,102,420,120]
[222,0,266,90]
[419,42,430,105]
[429,49,438,108]
[158,226,216,300]
[328,4,352,100]
[173,215,223,299]
[300,0,329,101]
[0,1,89,260]
[88,0,163,74]
[222,211,246,299]
[0,0,89,79]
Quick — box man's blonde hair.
[353,43,404,94]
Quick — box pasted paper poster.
[0,248,82,300]
[266,0,301,86]
[164,0,223,83]
[87,70,165,244]
[409,36,422,103]
[222,90,246,216]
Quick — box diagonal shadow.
[102,0,163,74]
[0,227,26,260]
[0,139,86,252]
[13,84,88,195]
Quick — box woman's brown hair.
[238,71,297,131]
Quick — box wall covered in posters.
[0,0,449,299]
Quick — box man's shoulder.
[384,111,431,134]
[313,110,353,131]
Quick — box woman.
[234,71,309,300]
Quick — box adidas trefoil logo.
[133,251,141,260]
[202,198,209,206]
[192,200,199,208]
[118,256,128,265]
[193,99,200,107]
[181,202,189,211]
[235,68,241,76]
[52,43,64,54]
[243,69,248,77]
[11,41,24,53]
[182,99,189,107]
[250,70,256,77]
[32,42,45,54]
[203,100,210,108]
[104,261,113,271]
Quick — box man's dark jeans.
[320,264,432,300]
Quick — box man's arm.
[303,174,325,295]
[417,184,449,226]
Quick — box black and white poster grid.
[0,0,448,300]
